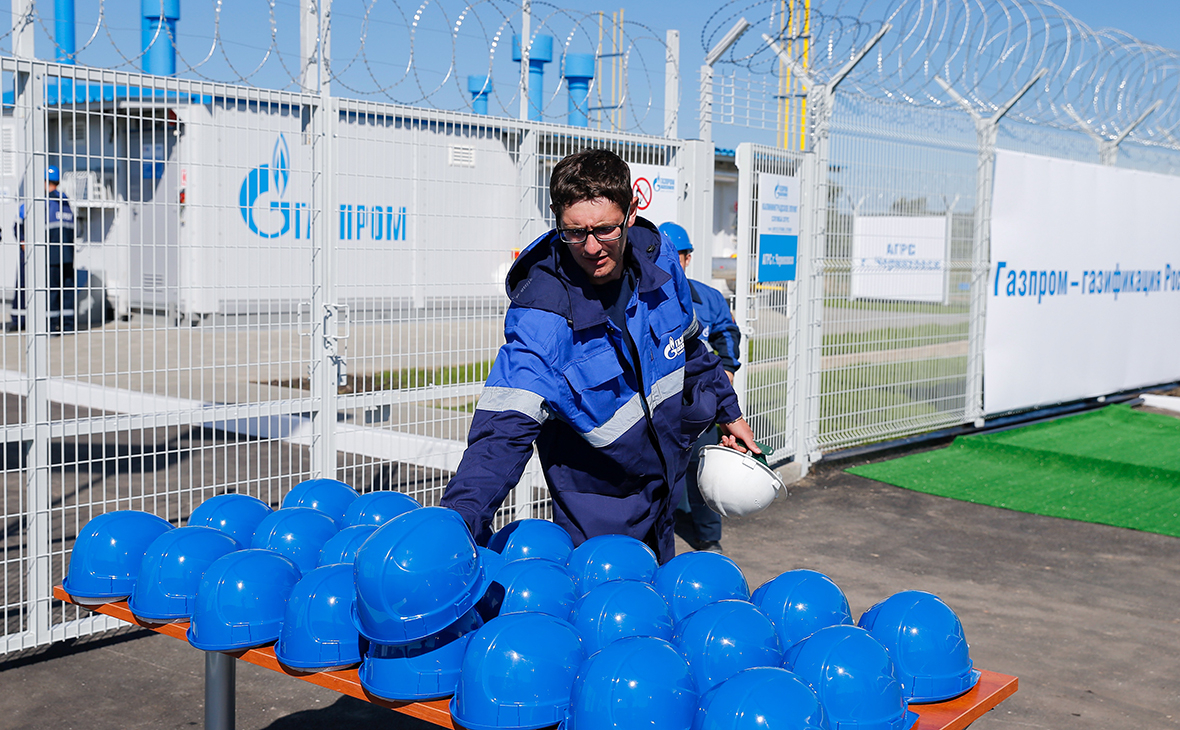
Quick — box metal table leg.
[205,651,236,730]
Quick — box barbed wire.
[703,0,1180,145]
[9,0,1180,144]
[3,0,674,136]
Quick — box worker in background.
[8,166,75,333]
[660,221,741,554]
[441,149,758,563]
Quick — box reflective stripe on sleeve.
[476,386,550,424]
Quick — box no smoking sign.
[633,177,653,210]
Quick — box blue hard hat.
[281,478,360,526]
[342,490,421,528]
[63,510,174,603]
[274,563,364,671]
[450,612,586,730]
[562,636,697,730]
[672,599,782,693]
[654,551,750,624]
[359,607,484,701]
[488,519,575,564]
[692,667,830,730]
[659,221,693,253]
[479,546,505,580]
[317,524,377,567]
[569,579,674,656]
[128,526,239,622]
[484,557,578,621]
[250,507,339,575]
[46,166,60,182]
[751,569,853,653]
[186,493,273,548]
[352,506,492,644]
[858,590,981,703]
[187,549,303,652]
[566,534,658,596]
[784,625,919,730]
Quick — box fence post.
[733,143,754,414]
[21,61,52,649]
[309,2,338,479]
[766,23,891,469]
[664,30,679,139]
[679,139,713,282]
[935,69,1044,424]
[1065,100,1161,166]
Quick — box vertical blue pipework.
[142,0,181,76]
[564,54,595,128]
[512,35,554,121]
[468,75,493,115]
[55,0,77,64]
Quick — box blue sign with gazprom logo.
[239,135,407,241]
[758,172,801,282]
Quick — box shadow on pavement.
[259,695,440,730]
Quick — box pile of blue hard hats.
[66,501,982,729]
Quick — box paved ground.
[1,443,1177,730]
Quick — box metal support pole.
[309,1,338,478]
[935,70,1044,423]
[732,143,754,414]
[204,652,236,730]
[11,0,35,59]
[795,85,831,469]
[519,0,531,121]
[23,61,51,649]
[664,29,679,138]
[1065,100,1161,166]
[698,64,713,144]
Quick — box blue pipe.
[142,0,181,76]
[564,53,595,127]
[55,0,76,64]
[468,75,492,115]
[512,35,553,121]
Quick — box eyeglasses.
[557,220,626,244]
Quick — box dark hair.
[549,149,633,223]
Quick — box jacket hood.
[505,217,671,330]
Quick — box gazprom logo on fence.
[239,135,407,241]
[773,183,791,199]
[653,176,675,192]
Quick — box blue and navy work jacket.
[441,218,741,562]
[689,279,741,374]
[16,191,75,263]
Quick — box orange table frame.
[55,586,1017,730]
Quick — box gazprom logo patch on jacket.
[664,333,686,360]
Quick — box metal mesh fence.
[0,57,683,653]
[815,93,978,451]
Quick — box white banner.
[850,215,947,303]
[985,150,1180,413]
[629,163,679,227]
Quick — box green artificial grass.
[847,404,1180,537]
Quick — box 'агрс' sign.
[850,215,948,303]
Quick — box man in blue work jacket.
[660,221,741,553]
[441,149,758,563]
[8,166,76,332]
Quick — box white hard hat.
[696,445,785,518]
